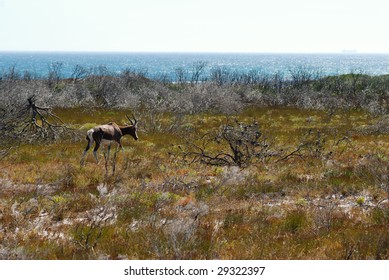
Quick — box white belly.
[101,139,114,146]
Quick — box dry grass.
[0,107,388,259]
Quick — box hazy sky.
[0,0,388,53]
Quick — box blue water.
[1,52,389,81]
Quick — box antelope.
[81,114,138,164]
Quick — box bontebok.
[81,114,138,164]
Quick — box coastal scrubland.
[0,66,388,259]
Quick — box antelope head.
[125,114,139,141]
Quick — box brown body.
[81,116,138,163]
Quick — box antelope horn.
[132,113,138,125]
[126,114,138,126]
[126,115,134,125]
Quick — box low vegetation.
[0,65,388,259]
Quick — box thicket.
[1,64,388,116]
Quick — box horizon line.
[1,50,389,55]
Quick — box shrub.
[180,119,272,167]
[283,209,308,233]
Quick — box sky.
[0,0,388,53]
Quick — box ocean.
[1,52,389,81]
